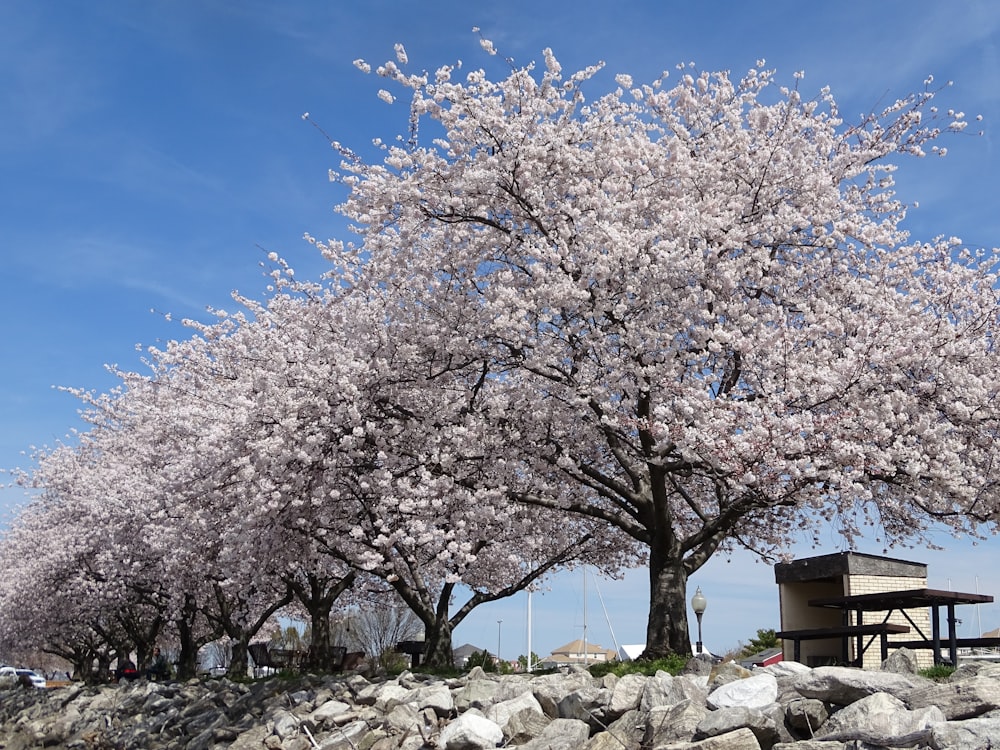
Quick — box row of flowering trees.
[4,40,1000,675]
[0,277,628,679]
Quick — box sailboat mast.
[527,590,533,673]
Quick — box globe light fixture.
[691,587,707,655]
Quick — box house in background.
[539,639,618,668]
[452,643,488,669]
[738,647,783,669]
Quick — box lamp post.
[691,587,707,655]
[497,620,502,667]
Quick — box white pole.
[527,591,533,673]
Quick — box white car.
[0,666,46,688]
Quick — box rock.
[640,672,676,711]
[531,670,594,717]
[452,676,499,711]
[607,672,646,716]
[484,689,544,732]
[557,685,612,730]
[310,698,352,724]
[784,697,829,736]
[819,691,944,739]
[928,716,1000,749]
[707,672,778,709]
[318,718,373,749]
[517,717,590,750]
[696,705,780,749]
[762,661,810,678]
[436,711,503,749]
[880,646,920,674]
[903,674,1000,719]
[401,682,454,717]
[682,654,716,676]
[502,705,551,744]
[707,661,753,691]
[643,699,709,746]
[3,657,1000,750]
[589,709,644,750]
[659,726,762,749]
[791,665,925,705]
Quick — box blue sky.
[3,0,1000,659]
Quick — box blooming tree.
[190,276,636,668]
[1,438,172,681]
[320,41,1000,657]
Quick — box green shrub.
[464,650,497,672]
[738,628,780,659]
[589,653,688,678]
[918,664,956,682]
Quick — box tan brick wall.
[845,573,933,669]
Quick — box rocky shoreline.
[1,651,999,749]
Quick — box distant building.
[539,639,618,668]
[738,647,783,669]
[617,644,645,661]
[451,643,487,668]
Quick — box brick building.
[774,551,933,669]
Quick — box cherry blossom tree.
[319,41,1000,657]
[186,277,635,668]
[0,444,170,682]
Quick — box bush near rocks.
[0,651,999,749]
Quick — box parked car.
[0,666,46,688]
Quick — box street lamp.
[691,587,707,655]
[497,620,503,667]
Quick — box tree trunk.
[305,603,333,671]
[641,546,692,660]
[95,653,112,685]
[290,571,355,673]
[175,595,202,680]
[229,637,250,678]
[422,617,455,669]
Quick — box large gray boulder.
[903,674,1000,719]
[484,690,544,733]
[819,691,944,739]
[928,717,1000,749]
[608,672,647,716]
[792,665,926,705]
[643,699,709,746]
[658,726,762,749]
[517,717,590,750]
[880,647,920,674]
[436,711,503,750]
[695,704,780,749]
[707,672,778,709]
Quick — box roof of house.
[618,644,645,661]
[738,647,783,668]
[452,643,487,658]
[550,639,617,657]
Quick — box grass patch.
[918,664,956,682]
[589,653,689,678]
